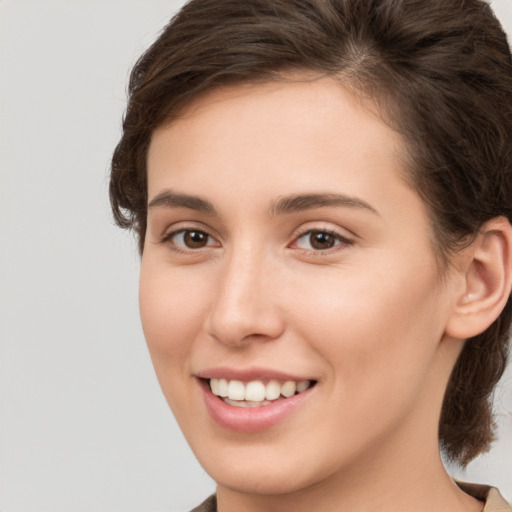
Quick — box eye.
[165,229,219,250]
[293,230,351,251]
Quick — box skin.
[140,79,483,512]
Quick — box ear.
[445,216,512,339]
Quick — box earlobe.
[446,217,512,340]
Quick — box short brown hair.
[110,0,512,466]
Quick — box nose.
[207,247,285,347]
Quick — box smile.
[200,375,316,432]
[209,378,313,407]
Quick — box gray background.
[0,1,511,511]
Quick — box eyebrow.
[148,190,216,214]
[269,193,379,216]
[147,190,378,216]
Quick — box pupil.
[184,230,207,248]
[310,231,335,250]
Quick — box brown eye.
[183,230,210,248]
[293,229,351,252]
[309,231,337,250]
[167,229,218,250]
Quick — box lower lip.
[199,380,314,432]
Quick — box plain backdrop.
[0,1,511,511]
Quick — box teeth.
[224,398,272,408]
[245,381,266,401]
[297,380,309,393]
[265,380,281,400]
[210,378,220,395]
[217,378,229,397]
[281,381,297,397]
[209,378,312,403]
[227,380,245,401]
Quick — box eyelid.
[159,223,222,252]
[288,225,354,253]
[159,220,217,240]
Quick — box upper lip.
[195,366,314,382]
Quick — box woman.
[110,0,512,510]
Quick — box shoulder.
[457,482,511,512]
[189,495,217,512]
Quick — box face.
[140,79,460,497]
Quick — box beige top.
[457,482,511,512]
[190,484,511,512]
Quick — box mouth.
[207,378,316,408]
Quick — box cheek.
[138,261,211,368]
[290,262,444,397]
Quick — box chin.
[206,462,316,496]
[192,437,342,497]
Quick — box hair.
[110,0,512,466]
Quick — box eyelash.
[160,227,353,255]
[160,228,219,253]
[290,229,353,255]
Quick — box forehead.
[147,78,410,199]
